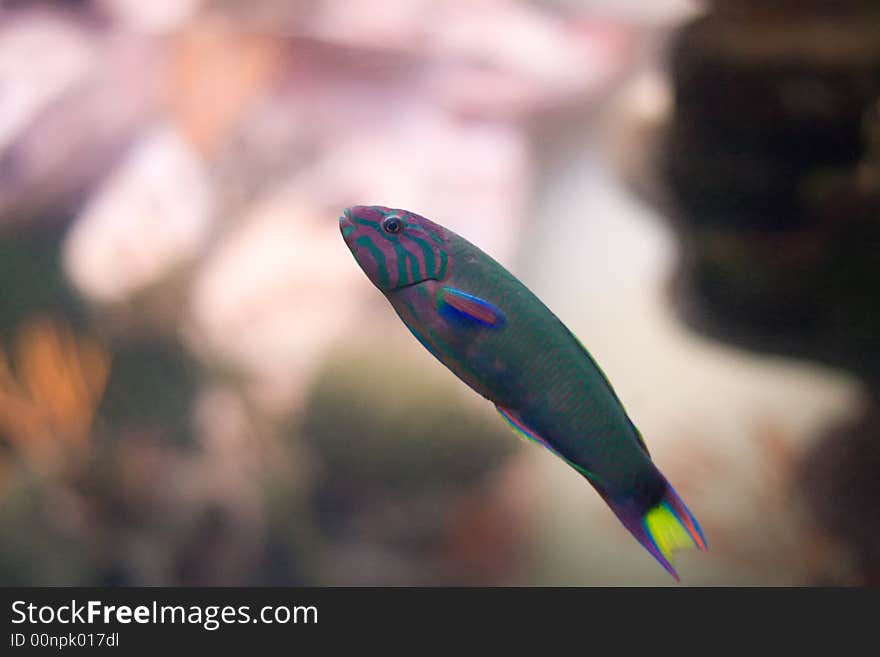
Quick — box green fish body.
[340,205,707,579]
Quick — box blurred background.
[1,0,877,586]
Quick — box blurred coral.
[64,126,214,306]
[0,9,165,223]
[1,0,858,587]
[300,346,529,585]
[0,316,108,475]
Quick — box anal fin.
[495,405,600,484]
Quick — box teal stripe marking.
[353,217,381,229]
[403,234,437,278]
[355,235,389,287]
[392,242,419,286]
[408,249,420,282]
[424,229,444,246]
[368,225,422,287]
[403,217,444,247]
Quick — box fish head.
[340,205,450,291]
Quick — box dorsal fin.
[561,324,651,457]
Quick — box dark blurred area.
[0,0,876,586]
[663,1,880,380]
[658,0,880,584]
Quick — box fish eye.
[382,216,401,234]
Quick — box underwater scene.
[0,0,878,586]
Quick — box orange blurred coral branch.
[0,316,110,471]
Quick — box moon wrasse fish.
[339,205,707,580]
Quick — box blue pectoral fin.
[495,405,602,485]
[439,287,506,328]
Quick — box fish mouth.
[339,208,355,241]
